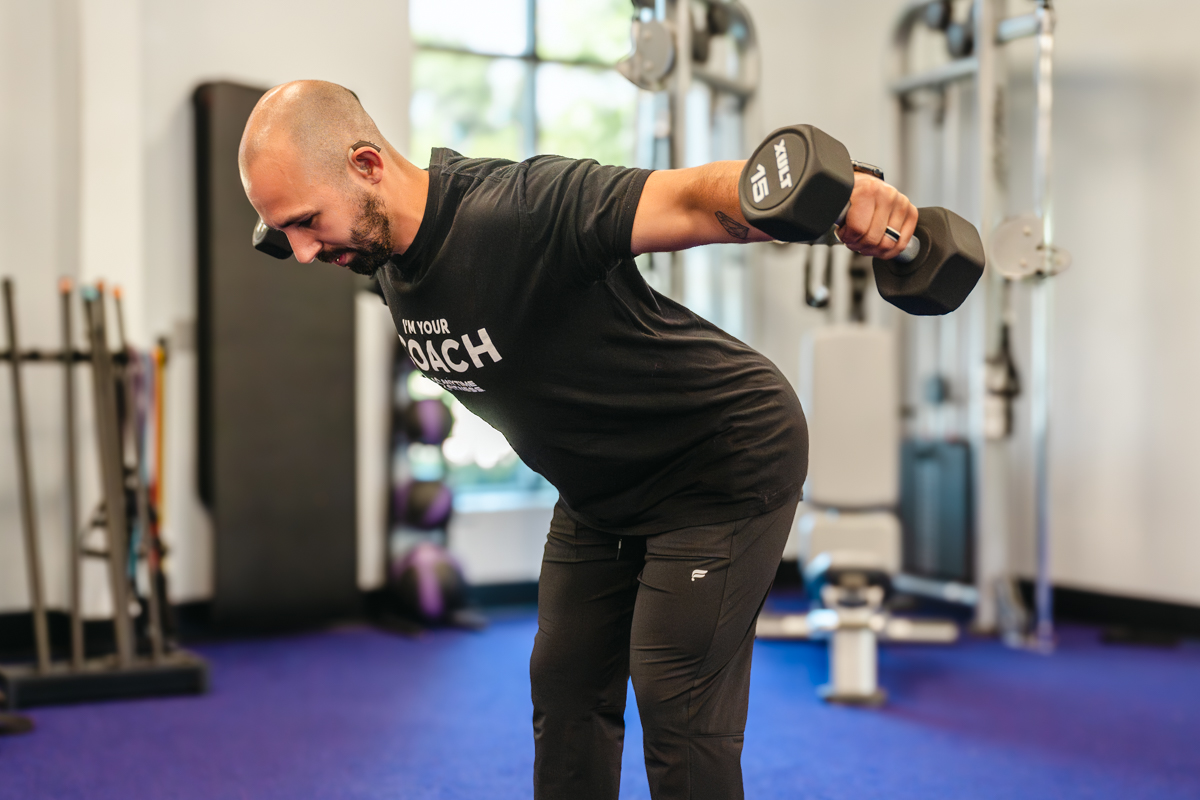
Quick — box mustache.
[317,249,351,264]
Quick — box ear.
[348,145,385,185]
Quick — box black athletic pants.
[530,498,797,800]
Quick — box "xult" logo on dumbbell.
[773,138,793,189]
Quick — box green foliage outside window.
[411,52,528,165]
[536,0,635,63]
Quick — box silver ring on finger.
[884,226,901,243]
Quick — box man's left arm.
[630,161,919,259]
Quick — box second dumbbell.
[737,124,985,316]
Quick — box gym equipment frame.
[0,278,207,709]
[757,0,1065,706]
[618,0,761,304]
[887,0,1064,651]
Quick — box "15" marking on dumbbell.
[750,163,770,203]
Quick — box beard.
[318,191,394,277]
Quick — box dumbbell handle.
[839,159,922,263]
[897,235,921,263]
[834,205,922,263]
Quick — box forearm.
[631,161,774,256]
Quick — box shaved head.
[238,79,427,276]
[239,80,387,186]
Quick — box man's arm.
[630,161,919,259]
[631,161,770,255]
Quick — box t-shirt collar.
[387,147,450,272]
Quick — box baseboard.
[773,561,1200,637]
[25,577,1189,651]
[1017,580,1200,639]
[0,581,538,658]
[468,581,539,607]
[0,611,142,663]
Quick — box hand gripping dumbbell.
[738,125,985,316]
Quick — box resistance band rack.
[888,0,1066,650]
[0,277,207,709]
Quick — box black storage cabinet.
[195,81,358,629]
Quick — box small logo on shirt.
[428,377,486,393]
[691,570,708,582]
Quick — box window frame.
[412,0,631,161]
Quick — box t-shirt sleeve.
[520,155,653,282]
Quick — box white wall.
[1020,0,1200,604]
[0,0,410,613]
[0,0,82,614]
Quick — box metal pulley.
[616,19,676,92]
[989,213,1071,280]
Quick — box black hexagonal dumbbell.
[253,216,293,259]
[738,124,985,316]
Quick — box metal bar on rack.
[997,13,1039,43]
[82,287,135,666]
[2,278,51,674]
[890,57,979,96]
[153,342,166,529]
[691,69,754,99]
[668,0,693,301]
[60,279,84,669]
[1029,0,1057,654]
[113,288,164,661]
[152,341,169,642]
[0,349,89,363]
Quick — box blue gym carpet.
[3,606,1198,799]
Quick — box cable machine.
[888,0,1068,650]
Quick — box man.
[240,80,917,800]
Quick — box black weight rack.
[0,277,207,709]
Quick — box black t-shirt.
[377,148,808,535]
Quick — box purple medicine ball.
[404,399,454,445]
[393,480,454,530]
[390,542,467,623]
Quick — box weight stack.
[899,439,973,583]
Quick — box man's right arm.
[630,161,774,256]
[630,161,918,259]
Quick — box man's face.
[244,147,393,276]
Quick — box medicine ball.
[394,479,454,530]
[403,398,454,445]
[390,541,467,624]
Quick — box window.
[406,0,639,508]
[402,0,754,511]
[410,0,639,167]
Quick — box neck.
[387,156,430,255]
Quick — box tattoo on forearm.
[715,210,750,240]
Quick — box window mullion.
[524,0,538,158]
